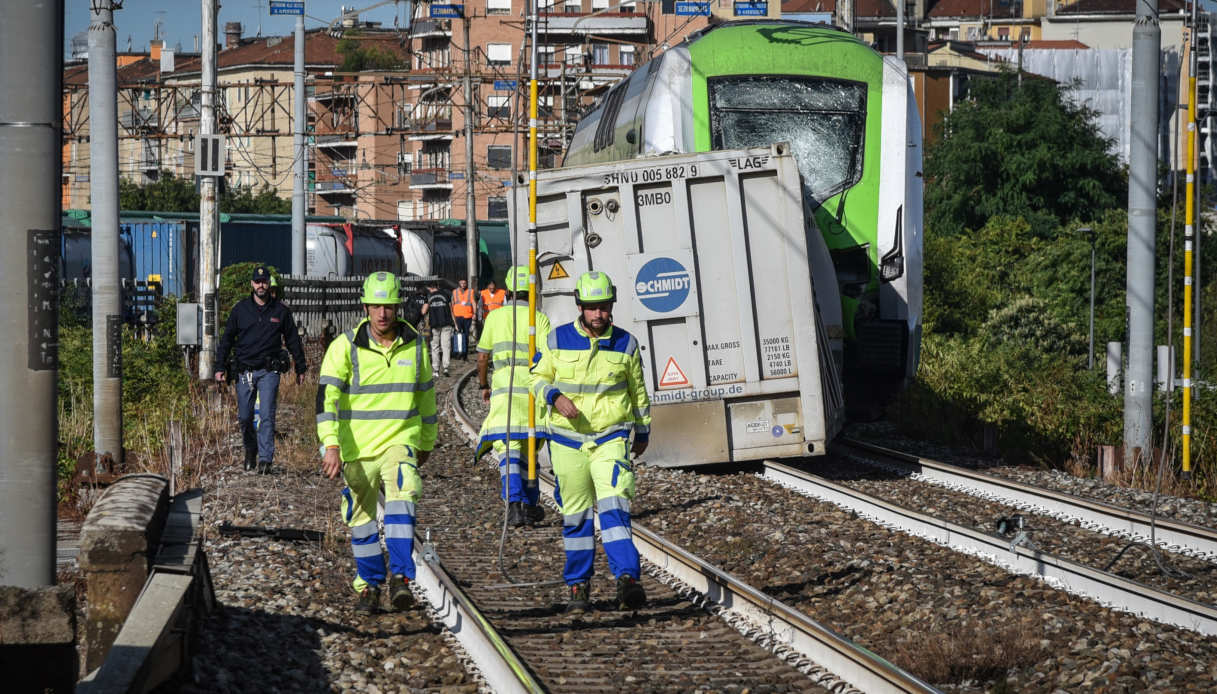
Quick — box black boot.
[243,449,256,472]
[616,575,646,610]
[566,582,591,613]
[356,585,380,614]
[390,574,414,611]
[523,503,545,526]
[507,501,526,528]
[257,460,273,475]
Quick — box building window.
[565,45,582,65]
[538,44,556,65]
[619,45,636,66]
[620,0,636,10]
[564,0,581,10]
[592,43,609,65]
[487,0,512,14]
[592,0,608,8]
[487,144,512,169]
[997,27,1010,40]
[487,95,511,119]
[487,196,508,219]
[487,42,513,66]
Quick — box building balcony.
[534,13,650,36]
[410,19,452,38]
[409,168,453,190]
[315,134,358,149]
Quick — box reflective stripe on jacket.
[530,320,652,447]
[317,318,437,460]
[452,288,475,318]
[475,302,551,455]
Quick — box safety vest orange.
[452,287,475,319]
[480,288,506,315]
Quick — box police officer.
[475,265,551,527]
[215,265,307,474]
[318,272,436,613]
[531,271,652,612]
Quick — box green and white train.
[563,21,923,412]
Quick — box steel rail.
[450,370,939,694]
[839,437,1217,561]
[763,460,1217,637]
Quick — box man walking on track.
[478,278,506,324]
[452,278,475,360]
[425,280,454,377]
[475,265,551,527]
[530,271,652,612]
[215,265,307,474]
[317,272,437,614]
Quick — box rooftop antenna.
[254,0,265,36]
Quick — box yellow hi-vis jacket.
[317,318,437,461]
[475,301,551,456]
[530,319,651,448]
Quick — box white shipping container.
[513,144,845,467]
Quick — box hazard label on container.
[547,261,569,280]
[658,356,690,388]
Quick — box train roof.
[63,208,346,229]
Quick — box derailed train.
[560,20,923,416]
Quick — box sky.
[65,0,413,58]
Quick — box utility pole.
[0,0,63,588]
[199,0,219,380]
[1125,1,1160,466]
[840,0,854,35]
[896,0,904,60]
[292,12,306,276]
[463,10,477,290]
[89,0,123,466]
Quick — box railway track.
[443,369,937,694]
[763,452,1217,637]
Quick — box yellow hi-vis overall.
[530,320,652,584]
[317,318,436,591]
[475,300,551,504]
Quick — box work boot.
[356,585,380,614]
[257,460,273,475]
[443,368,450,377]
[390,574,414,611]
[506,502,526,528]
[243,449,256,472]
[523,503,545,526]
[565,582,591,613]
[616,575,646,610]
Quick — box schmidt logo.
[634,257,691,313]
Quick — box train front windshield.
[708,76,866,208]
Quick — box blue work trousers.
[236,369,280,463]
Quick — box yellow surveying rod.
[1184,74,1195,476]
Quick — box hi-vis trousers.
[549,436,639,585]
[492,440,541,505]
[340,444,422,592]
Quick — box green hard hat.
[575,271,614,304]
[505,265,531,293]
[362,271,400,305]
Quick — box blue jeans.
[236,369,280,463]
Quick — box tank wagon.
[562,20,924,413]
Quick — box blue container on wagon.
[121,220,190,297]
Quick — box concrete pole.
[199,0,219,380]
[292,14,306,276]
[840,0,854,34]
[88,0,123,465]
[1125,3,1160,465]
[0,0,63,588]
[463,13,478,290]
[896,0,904,60]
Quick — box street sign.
[493,80,517,91]
[195,134,227,177]
[733,1,767,16]
[430,4,463,17]
[675,1,711,15]
[450,172,466,180]
[269,1,305,16]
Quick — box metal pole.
[199,0,219,380]
[463,13,477,291]
[0,0,63,588]
[1182,12,1197,477]
[896,0,904,60]
[1125,1,1160,467]
[89,0,123,465]
[840,0,854,35]
[292,13,306,276]
[527,0,539,488]
[1095,234,1105,370]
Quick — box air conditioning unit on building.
[397,151,411,174]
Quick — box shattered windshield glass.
[709,76,866,206]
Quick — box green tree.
[924,72,1126,236]
[335,35,404,72]
[118,172,291,214]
